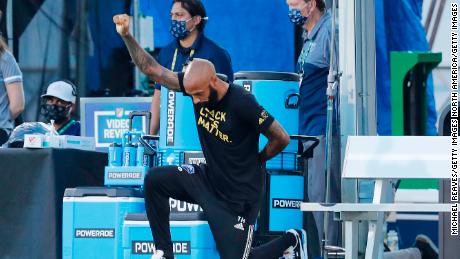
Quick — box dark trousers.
[144,165,294,259]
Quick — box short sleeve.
[1,51,22,84]
[236,89,274,133]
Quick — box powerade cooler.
[122,213,218,259]
[62,187,145,259]
[234,72,319,240]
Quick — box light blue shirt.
[0,50,22,132]
[296,11,339,136]
[297,11,338,73]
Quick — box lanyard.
[58,119,75,135]
[298,32,318,85]
[298,37,315,75]
[171,48,196,72]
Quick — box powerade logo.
[132,241,191,254]
[242,81,252,92]
[166,90,176,146]
[272,198,302,209]
[169,198,203,212]
[75,228,114,238]
[142,154,150,166]
[123,152,131,165]
[107,172,142,179]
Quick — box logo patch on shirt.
[259,110,269,125]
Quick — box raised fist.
[113,14,130,36]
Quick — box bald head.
[183,58,216,92]
[182,58,228,105]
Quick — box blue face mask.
[288,8,307,26]
[170,18,193,40]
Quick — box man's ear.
[210,74,218,87]
[308,0,316,11]
[193,16,202,27]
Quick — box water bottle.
[123,143,137,166]
[108,143,122,167]
[136,144,151,167]
[387,230,399,251]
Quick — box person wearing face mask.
[149,0,233,135]
[41,80,80,136]
[286,0,341,255]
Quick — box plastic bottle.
[387,230,399,251]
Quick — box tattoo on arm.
[259,120,290,163]
[122,34,180,91]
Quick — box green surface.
[398,179,439,190]
[390,52,442,191]
[390,51,442,135]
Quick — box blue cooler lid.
[64,187,144,197]
[125,212,206,221]
[234,71,300,81]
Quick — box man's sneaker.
[282,229,308,259]
[414,234,438,259]
[151,249,166,259]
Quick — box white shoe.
[282,229,308,259]
[151,249,166,259]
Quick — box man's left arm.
[259,120,290,163]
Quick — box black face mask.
[202,87,218,107]
[41,103,70,123]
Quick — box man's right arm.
[113,14,180,91]
[149,89,161,135]
[259,120,290,163]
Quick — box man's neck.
[304,10,324,34]
[179,30,199,48]
[54,118,71,132]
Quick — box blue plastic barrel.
[234,71,300,171]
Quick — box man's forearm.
[121,34,179,90]
[259,120,290,163]
[259,139,287,163]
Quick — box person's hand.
[113,14,130,36]
[259,154,267,173]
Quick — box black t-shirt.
[186,84,274,216]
